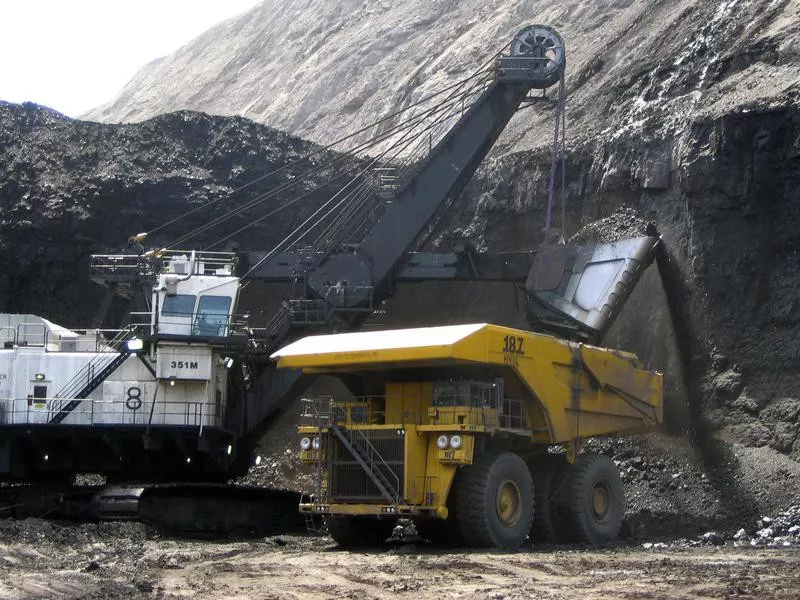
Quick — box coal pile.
[568,207,650,244]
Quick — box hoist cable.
[559,78,567,239]
[211,76,489,252]
[545,75,567,235]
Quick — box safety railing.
[433,380,502,408]
[15,323,47,348]
[89,254,158,283]
[49,326,137,416]
[154,312,249,338]
[301,395,424,427]
[300,396,336,428]
[0,396,224,428]
[286,299,329,325]
[90,249,237,283]
[160,250,237,273]
[0,323,148,353]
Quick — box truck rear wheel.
[557,453,624,544]
[453,451,533,549]
[528,453,569,543]
[325,516,396,548]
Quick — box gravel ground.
[1,523,799,600]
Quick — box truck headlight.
[312,436,321,450]
[436,435,449,450]
[300,437,312,451]
[449,435,462,449]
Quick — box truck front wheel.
[453,451,533,549]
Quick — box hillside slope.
[84,0,800,152]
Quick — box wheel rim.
[591,480,611,522]
[496,478,523,528]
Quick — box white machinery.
[0,251,246,479]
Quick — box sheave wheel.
[325,516,396,548]
[528,453,569,543]
[557,453,624,544]
[453,451,533,549]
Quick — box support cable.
[236,74,481,282]
[231,74,488,253]
[146,46,507,244]
[170,75,487,250]
[309,78,489,252]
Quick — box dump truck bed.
[272,323,663,443]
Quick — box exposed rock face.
[0,101,349,326]
[83,0,800,154]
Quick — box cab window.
[193,295,232,336]
[162,294,196,316]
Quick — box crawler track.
[0,483,308,536]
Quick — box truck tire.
[528,453,569,543]
[325,516,396,548]
[453,451,534,549]
[557,453,624,544]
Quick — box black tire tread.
[563,453,624,544]
[454,451,533,549]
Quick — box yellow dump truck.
[272,322,663,549]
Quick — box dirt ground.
[1,524,799,600]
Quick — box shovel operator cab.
[0,249,245,481]
[272,323,663,549]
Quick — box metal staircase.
[329,422,401,504]
[49,329,135,424]
[49,349,131,424]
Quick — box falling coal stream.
[654,241,758,524]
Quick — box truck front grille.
[329,429,404,502]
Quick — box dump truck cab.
[272,322,663,549]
